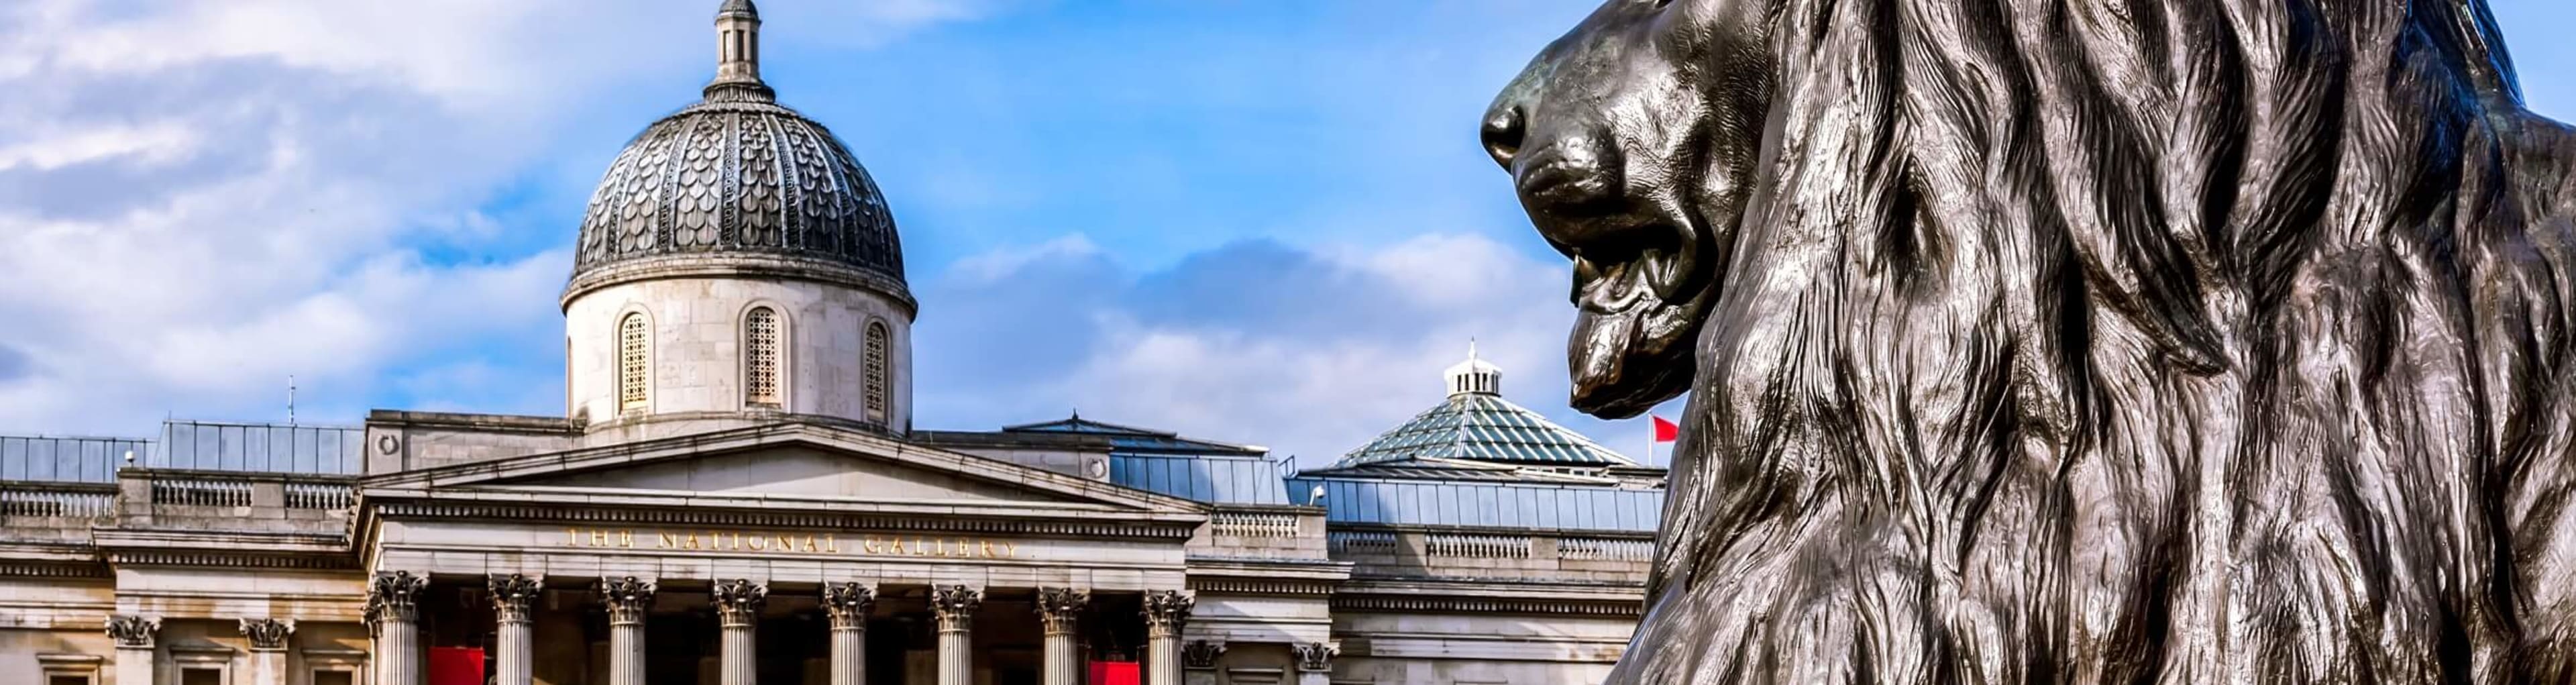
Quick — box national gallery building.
[0,3,1664,685]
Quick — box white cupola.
[1444,341,1503,397]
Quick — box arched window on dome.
[744,307,783,409]
[618,313,651,412]
[863,320,890,427]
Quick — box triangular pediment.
[362,423,1207,516]
[506,445,1087,503]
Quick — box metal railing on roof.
[0,435,148,482]
[154,420,362,475]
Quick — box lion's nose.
[1481,105,1526,169]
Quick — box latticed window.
[863,321,890,426]
[618,313,650,411]
[744,307,782,407]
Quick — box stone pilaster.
[366,571,429,685]
[239,618,294,685]
[488,574,543,685]
[1293,642,1336,685]
[1180,639,1226,685]
[598,576,657,685]
[822,582,875,685]
[930,585,982,685]
[106,615,159,685]
[1035,587,1089,685]
[712,579,767,685]
[1142,590,1193,685]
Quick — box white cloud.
[0,1,991,434]
[912,232,1664,468]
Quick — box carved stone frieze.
[1034,586,1088,636]
[929,584,981,632]
[488,574,545,625]
[1142,590,1193,637]
[237,618,295,651]
[105,615,159,648]
[598,576,658,626]
[821,582,875,631]
[711,578,767,627]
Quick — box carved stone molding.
[1034,586,1088,636]
[929,584,981,632]
[821,582,875,631]
[711,578,767,628]
[488,574,545,625]
[364,571,430,628]
[1293,643,1336,673]
[598,576,658,626]
[105,615,160,649]
[1181,639,1226,670]
[1142,590,1193,638]
[237,618,295,652]
[370,500,1196,541]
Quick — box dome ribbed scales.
[568,0,905,295]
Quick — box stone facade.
[563,272,916,435]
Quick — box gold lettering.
[590,529,608,547]
[825,534,841,553]
[732,532,745,550]
[1004,542,1019,558]
[800,535,819,553]
[776,535,796,553]
[935,538,949,557]
[684,533,701,550]
[863,537,881,554]
[748,535,768,551]
[657,532,676,549]
[979,540,994,558]
[565,528,580,546]
[619,530,635,548]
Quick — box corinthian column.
[1142,590,1193,685]
[598,576,657,685]
[929,585,982,685]
[239,618,295,685]
[106,615,159,685]
[712,579,768,685]
[821,582,875,685]
[1034,587,1089,685]
[488,574,543,685]
[366,571,430,685]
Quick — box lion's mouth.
[1562,219,1709,419]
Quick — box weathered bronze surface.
[1485,0,2576,681]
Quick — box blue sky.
[0,0,2568,468]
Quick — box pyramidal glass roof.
[1330,390,1637,468]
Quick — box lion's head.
[1488,0,2576,681]
[1481,0,1778,419]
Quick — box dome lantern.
[1444,341,1503,397]
[707,0,771,102]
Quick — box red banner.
[428,646,485,685]
[1089,660,1140,685]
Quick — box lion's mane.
[1626,0,2576,682]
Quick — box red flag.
[1652,415,1680,442]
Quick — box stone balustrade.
[1190,504,1328,559]
[1324,525,1654,582]
[114,469,358,533]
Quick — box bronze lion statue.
[1483,0,2576,682]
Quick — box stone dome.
[566,0,906,305]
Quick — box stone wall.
[564,276,915,433]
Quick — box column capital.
[488,574,545,625]
[237,617,295,651]
[929,584,981,633]
[598,576,658,625]
[1181,639,1226,670]
[1142,589,1193,637]
[105,614,160,648]
[1034,587,1088,636]
[1293,643,1336,673]
[821,582,875,631]
[365,570,431,628]
[712,578,768,628]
